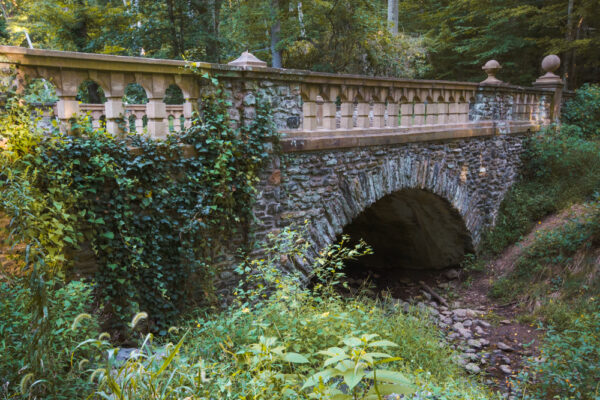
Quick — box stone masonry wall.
[251,133,526,278]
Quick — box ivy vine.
[1,77,278,336]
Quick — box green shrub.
[71,229,496,399]
[0,77,278,334]
[563,83,600,138]
[482,128,600,256]
[514,304,600,400]
[0,278,100,399]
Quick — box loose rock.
[499,365,512,375]
[465,363,481,374]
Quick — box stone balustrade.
[0,46,567,151]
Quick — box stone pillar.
[356,102,370,128]
[340,101,354,129]
[146,99,167,138]
[97,72,126,136]
[105,98,124,135]
[400,102,413,126]
[183,97,197,129]
[387,102,399,127]
[55,70,85,134]
[372,101,386,128]
[143,74,168,139]
[56,98,80,134]
[533,55,564,124]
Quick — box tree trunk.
[563,0,574,89]
[270,0,283,68]
[388,0,398,35]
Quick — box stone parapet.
[0,46,561,148]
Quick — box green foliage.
[0,78,278,335]
[302,334,414,399]
[513,304,600,400]
[0,278,101,399]
[482,86,600,256]
[563,84,600,138]
[398,0,600,86]
[69,229,493,399]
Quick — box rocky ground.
[342,206,588,398]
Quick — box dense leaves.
[0,78,278,335]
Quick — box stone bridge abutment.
[253,133,526,277]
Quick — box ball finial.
[541,54,561,74]
[533,55,562,87]
[481,60,503,85]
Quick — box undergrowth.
[482,84,600,399]
[64,228,496,400]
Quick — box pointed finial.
[228,51,267,68]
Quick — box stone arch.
[340,188,473,273]
[164,84,184,105]
[123,83,149,105]
[293,152,481,276]
[23,78,58,105]
[76,79,106,104]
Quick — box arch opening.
[339,188,474,297]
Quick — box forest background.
[0,0,598,89]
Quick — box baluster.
[387,101,399,128]
[425,98,438,125]
[321,87,339,130]
[301,84,318,131]
[356,89,371,128]
[413,98,426,125]
[372,88,386,128]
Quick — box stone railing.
[0,46,567,151]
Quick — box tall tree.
[388,0,398,35]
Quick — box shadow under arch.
[337,188,474,295]
[342,188,473,271]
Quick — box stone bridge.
[0,46,568,279]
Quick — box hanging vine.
[0,76,279,336]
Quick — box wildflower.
[242,307,250,313]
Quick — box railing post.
[400,101,413,126]
[54,70,86,134]
[301,84,318,131]
[144,74,167,139]
[321,87,339,130]
[533,55,564,124]
[56,98,80,134]
[183,97,197,129]
[105,98,124,135]
[96,71,126,136]
[387,101,399,127]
